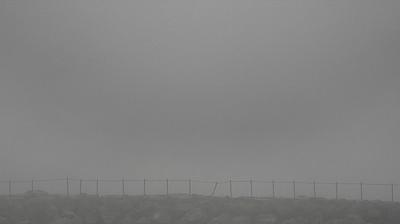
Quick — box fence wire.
[0,178,398,202]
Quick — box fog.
[0,0,399,187]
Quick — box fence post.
[66,176,70,197]
[9,179,11,197]
[360,182,363,200]
[166,179,169,196]
[250,179,253,198]
[229,178,232,198]
[188,179,191,195]
[143,178,146,196]
[211,181,218,196]
[79,179,82,195]
[122,178,125,196]
[272,180,275,199]
[335,182,338,200]
[96,178,99,196]
[31,179,34,192]
[293,181,296,200]
[313,181,316,199]
[392,184,394,202]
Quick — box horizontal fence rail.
[0,178,398,202]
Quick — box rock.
[281,217,309,224]
[152,210,172,224]
[50,210,83,224]
[136,217,151,224]
[120,215,135,224]
[61,210,78,219]
[231,216,251,224]
[0,216,7,224]
[175,202,195,213]
[81,212,100,224]
[208,214,231,224]
[24,197,57,224]
[101,213,117,224]
[99,207,120,224]
[325,219,344,224]
[17,220,31,224]
[83,215,99,224]
[366,208,381,219]
[343,214,368,224]
[180,208,206,223]
[254,214,278,224]
[51,217,82,224]
[24,190,49,198]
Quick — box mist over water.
[0,0,399,199]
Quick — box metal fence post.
[335,182,338,200]
[9,179,11,196]
[250,179,253,198]
[188,179,191,195]
[143,178,146,196]
[313,181,316,199]
[229,179,232,198]
[79,179,82,195]
[392,184,394,202]
[166,179,169,196]
[96,178,99,196]
[360,182,363,200]
[122,178,125,196]
[272,180,275,199]
[211,181,218,196]
[66,176,70,197]
[293,181,296,200]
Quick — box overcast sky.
[0,0,399,184]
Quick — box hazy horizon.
[0,0,399,186]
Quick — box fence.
[0,178,398,202]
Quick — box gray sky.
[0,0,399,184]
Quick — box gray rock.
[281,217,309,224]
[180,208,206,223]
[50,210,83,224]
[99,208,119,224]
[0,216,7,224]
[51,217,82,224]
[61,210,78,219]
[120,215,135,224]
[342,214,368,224]
[254,214,278,224]
[231,216,251,224]
[208,214,231,224]
[17,220,31,224]
[151,210,172,224]
[136,217,151,224]
[82,213,99,224]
